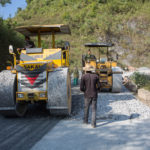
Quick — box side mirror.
[9,45,14,54]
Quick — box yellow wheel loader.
[82,43,123,92]
[0,25,72,117]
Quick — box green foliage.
[26,0,33,5]
[62,12,71,21]
[55,40,66,48]
[0,0,11,6]
[144,84,150,91]
[87,2,98,17]
[0,18,24,70]
[131,72,150,88]
[107,0,137,14]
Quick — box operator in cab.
[17,36,35,61]
[85,49,96,61]
[25,36,35,48]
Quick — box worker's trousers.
[84,97,97,126]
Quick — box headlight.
[40,93,46,98]
[17,93,24,98]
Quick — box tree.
[16,7,22,14]
[0,0,11,6]
[26,0,33,5]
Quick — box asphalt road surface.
[1,84,150,150]
[0,104,61,150]
[0,85,79,150]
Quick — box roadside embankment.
[138,88,150,107]
[123,67,150,107]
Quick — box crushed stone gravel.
[71,85,150,122]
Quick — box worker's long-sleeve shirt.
[80,73,100,98]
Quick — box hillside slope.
[13,0,150,68]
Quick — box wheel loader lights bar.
[40,93,46,98]
[17,93,24,98]
[28,93,34,98]
[16,92,47,101]
[100,79,108,83]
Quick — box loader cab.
[57,41,70,60]
[15,25,71,68]
[84,43,117,69]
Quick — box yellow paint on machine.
[16,48,70,102]
[16,91,47,101]
[9,25,71,103]
[85,60,117,89]
[19,48,69,68]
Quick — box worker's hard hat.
[83,63,96,72]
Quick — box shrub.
[0,18,24,70]
[131,72,150,88]
[108,0,137,14]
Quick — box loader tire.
[0,70,27,117]
[47,68,72,116]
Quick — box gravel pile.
[71,86,150,121]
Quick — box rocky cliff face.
[105,18,150,68]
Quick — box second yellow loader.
[82,43,123,92]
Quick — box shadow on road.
[96,113,140,127]
[0,104,62,150]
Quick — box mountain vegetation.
[0,1,24,70]
[131,72,150,91]
[1,0,150,70]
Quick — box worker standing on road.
[80,64,100,128]
[73,66,79,86]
